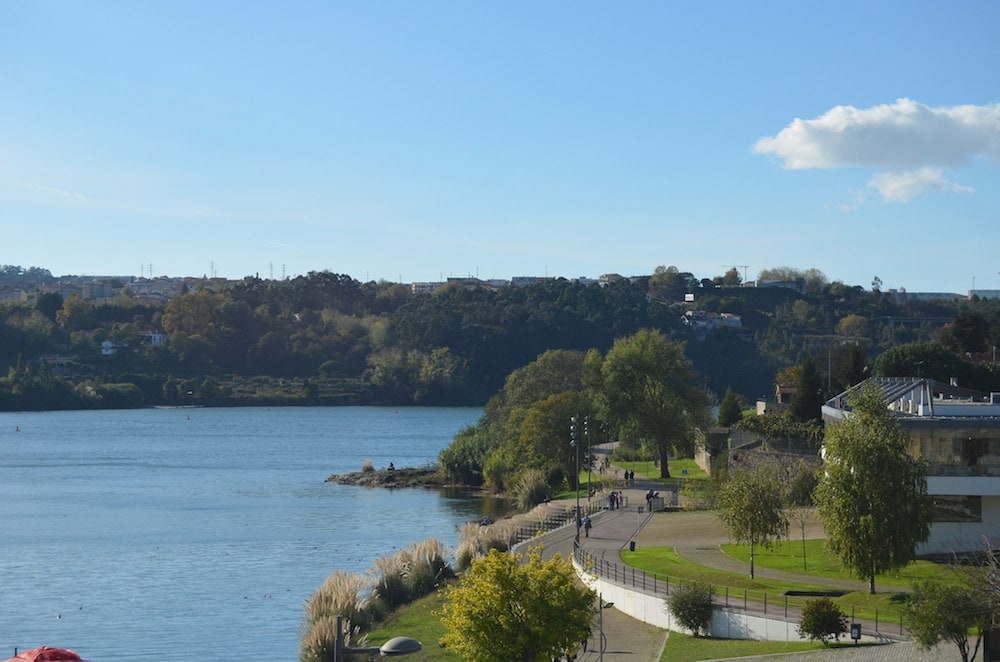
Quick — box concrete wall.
[575,561,810,642]
[920,494,1000,555]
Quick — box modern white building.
[822,377,1000,555]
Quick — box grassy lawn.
[620,457,709,481]
[363,588,839,662]
[364,590,461,661]
[360,543,929,662]
[722,538,958,587]
[622,543,924,624]
[552,458,710,500]
[660,631,833,661]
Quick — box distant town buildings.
[1,267,994,304]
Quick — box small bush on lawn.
[798,597,848,645]
[666,581,713,636]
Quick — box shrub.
[455,521,514,572]
[545,465,565,491]
[369,552,410,614]
[361,458,374,473]
[798,597,848,645]
[406,537,453,597]
[513,469,550,510]
[666,581,713,636]
[299,570,372,662]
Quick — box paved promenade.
[534,460,959,662]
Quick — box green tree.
[789,357,824,422]
[797,597,847,644]
[906,580,988,662]
[34,291,64,321]
[160,290,225,337]
[872,341,966,381]
[598,329,710,478]
[717,386,742,426]
[484,349,586,437]
[814,382,933,594]
[55,293,95,331]
[516,390,590,490]
[455,349,588,490]
[836,313,869,339]
[666,581,713,636]
[715,465,789,579]
[938,312,992,354]
[438,547,595,662]
[648,265,689,300]
[438,424,494,486]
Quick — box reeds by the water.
[300,536,457,662]
[300,503,557,661]
[454,519,517,571]
[300,570,372,662]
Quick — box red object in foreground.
[2,647,88,662]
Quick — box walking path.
[531,450,958,662]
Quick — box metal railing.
[508,499,609,547]
[573,544,907,639]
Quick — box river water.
[0,406,490,660]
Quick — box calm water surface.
[0,406,490,661]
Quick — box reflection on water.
[438,485,515,521]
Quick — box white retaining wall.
[574,560,810,642]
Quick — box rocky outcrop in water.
[326,466,443,488]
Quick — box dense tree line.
[1,264,998,411]
[439,331,714,497]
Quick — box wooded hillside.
[1,266,997,410]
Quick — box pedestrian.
[583,515,592,537]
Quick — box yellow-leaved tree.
[438,547,595,662]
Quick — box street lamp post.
[585,415,591,502]
[570,415,581,543]
[331,615,422,661]
[598,593,614,662]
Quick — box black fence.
[573,544,906,639]
[509,498,612,547]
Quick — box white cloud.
[753,98,1000,201]
[869,167,974,202]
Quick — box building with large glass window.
[822,377,1000,555]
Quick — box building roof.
[823,377,1000,424]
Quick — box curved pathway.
[536,448,956,661]
[637,509,875,594]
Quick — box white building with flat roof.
[823,377,1000,555]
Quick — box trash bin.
[629,541,636,552]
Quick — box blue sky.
[2,1,998,293]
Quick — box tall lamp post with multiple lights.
[585,415,592,502]
[570,414,581,543]
[330,615,422,661]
